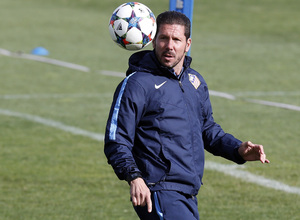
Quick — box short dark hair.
[156,11,191,40]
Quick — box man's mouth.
[162,52,175,60]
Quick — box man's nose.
[166,39,174,49]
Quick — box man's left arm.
[201,85,269,164]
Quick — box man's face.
[153,23,191,75]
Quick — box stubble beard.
[157,50,185,70]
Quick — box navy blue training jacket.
[104,50,245,196]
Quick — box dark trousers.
[134,190,199,220]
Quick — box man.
[104,11,269,220]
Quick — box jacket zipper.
[179,80,184,92]
[179,74,201,188]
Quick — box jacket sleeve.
[201,85,245,164]
[104,76,146,182]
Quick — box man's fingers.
[260,153,270,164]
[131,192,152,213]
[130,178,152,211]
[131,192,142,206]
[146,193,152,213]
[131,196,138,206]
[258,145,270,163]
[260,152,266,163]
[259,146,270,163]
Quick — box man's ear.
[185,38,192,53]
[152,37,156,49]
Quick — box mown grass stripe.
[206,161,300,195]
[0,108,103,141]
[1,108,299,196]
[0,48,90,72]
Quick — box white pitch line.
[205,161,300,195]
[0,108,299,195]
[209,90,236,100]
[234,91,300,97]
[209,90,300,111]
[0,108,104,141]
[3,92,299,112]
[2,46,299,112]
[247,99,300,112]
[207,90,300,111]
[99,70,125,77]
[100,70,300,111]
[0,48,90,72]
[0,93,112,100]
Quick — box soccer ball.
[108,2,157,51]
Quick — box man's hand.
[238,141,270,163]
[130,177,152,213]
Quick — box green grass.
[0,0,299,219]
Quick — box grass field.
[0,0,299,219]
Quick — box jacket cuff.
[234,147,246,164]
[126,172,143,183]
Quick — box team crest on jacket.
[188,74,201,89]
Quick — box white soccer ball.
[108,2,157,51]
